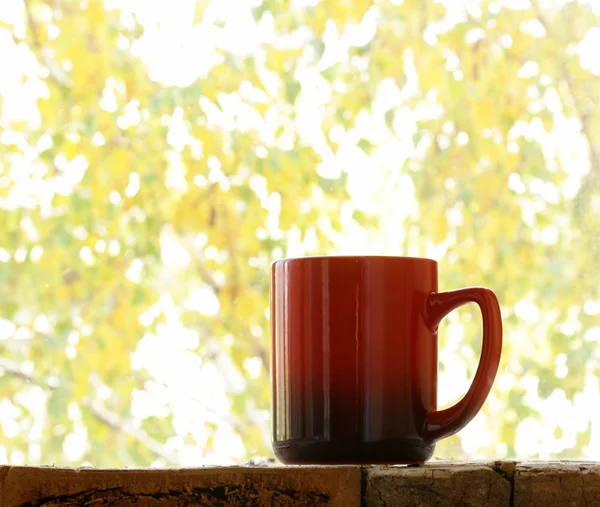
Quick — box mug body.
[271,256,439,464]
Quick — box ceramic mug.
[271,256,502,464]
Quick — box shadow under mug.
[271,256,502,464]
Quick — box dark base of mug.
[272,438,435,465]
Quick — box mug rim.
[272,255,438,266]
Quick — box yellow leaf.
[309,5,328,37]
[433,217,449,243]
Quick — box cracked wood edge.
[515,461,600,507]
[365,461,600,507]
[0,465,361,507]
[364,461,513,507]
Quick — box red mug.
[271,256,502,464]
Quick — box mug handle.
[423,287,502,443]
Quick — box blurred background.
[0,0,599,467]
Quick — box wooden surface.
[0,465,360,507]
[365,461,512,506]
[1,461,599,506]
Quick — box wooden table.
[2,461,599,506]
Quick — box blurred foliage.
[0,0,599,465]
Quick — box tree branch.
[0,358,37,385]
[531,0,600,191]
[0,358,180,466]
[86,400,180,466]
[23,0,71,88]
